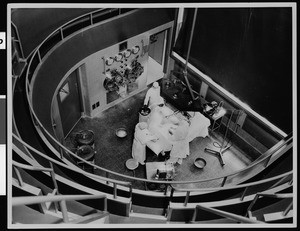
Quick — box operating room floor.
[65,89,254,190]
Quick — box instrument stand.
[204,109,243,167]
[204,145,230,167]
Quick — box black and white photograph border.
[6,2,297,229]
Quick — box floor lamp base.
[204,145,231,166]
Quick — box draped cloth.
[186,112,211,142]
[147,106,173,154]
[132,105,211,165]
[132,122,157,165]
[169,120,190,159]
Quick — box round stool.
[76,145,96,172]
[76,130,95,147]
[125,158,139,177]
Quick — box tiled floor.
[66,89,253,190]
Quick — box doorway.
[57,69,82,138]
[147,29,168,85]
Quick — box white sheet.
[186,111,211,142]
[144,105,210,158]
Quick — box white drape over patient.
[132,122,157,165]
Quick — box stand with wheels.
[205,109,243,166]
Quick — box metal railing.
[18,7,293,193]
[13,133,293,201]
[13,160,66,222]
[13,129,292,196]
[13,135,133,200]
[13,135,294,224]
[169,170,293,206]
[12,193,107,223]
[246,193,293,218]
[192,204,264,224]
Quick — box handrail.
[11,22,25,59]
[13,139,132,201]
[173,171,293,207]
[246,192,293,217]
[12,137,131,188]
[256,193,293,199]
[12,194,106,207]
[21,7,293,190]
[13,136,294,222]
[13,160,53,172]
[171,170,292,192]
[193,204,264,224]
[13,130,293,187]
[13,132,293,200]
[12,156,59,191]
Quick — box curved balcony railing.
[12,161,292,225]
[12,159,108,224]
[14,132,293,202]
[19,8,293,193]
[170,170,292,206]
[13,134,133,200]
[12,134,293,222]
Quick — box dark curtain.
[174,8,293,133]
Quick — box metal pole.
[58,143,64,159]
[269,175,289,189]
[49,161,59,193]
[185,8,198,73]
[59,200,69,223]
[106,172,109,184]
[221,176,227,187]
[240,187,248,201]
[184,191,190,206]
[113,183,117,199]
[60,28,64,40]
[90,13,93,25]
[221,110,233,150]
[129,185,133,200]
[170,187,175,202]
[264,155,272,167]
[13,166,24,187]
[246,194,259,216]
[49,162,60,213]
[37,50,42,62]
[182,8,198,101]
[164,184,168,195]
[282,200,293,216]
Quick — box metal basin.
[116,128,127,138]
[194,157,207,169]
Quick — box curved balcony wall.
[30,8,175,137]
[11,8,100,58]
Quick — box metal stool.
[76,145,96,172]
[75,130,95,148]
[125,158,139,177]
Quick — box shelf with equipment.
[203,102,226,132]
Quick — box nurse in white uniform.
[144,82,164,109]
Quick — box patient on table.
[146,104,211,164]
[147,104,189,163]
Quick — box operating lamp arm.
[182,8,198,101]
